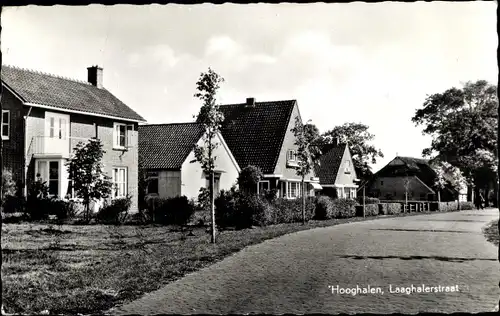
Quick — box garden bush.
[459,201,475,210]
[356,196,380,205]
[386,203,402,215]
[355,204,378,217]
[235,193,274,228]
[154,196,196,226]
[272,197,316,224]
[96,195,133,225]
[331,198,358,218]
[437,201,458,212]
[1,195,25,214]
[314,195,334,220]
[215,187,241,228]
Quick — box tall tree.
[291,117,322,224]
[321,122,383,181]
[192,68,225,243]
[412,80,498,206]
[66,138,113,222]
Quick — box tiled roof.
[139,123,205,169]
[315,144,347,185]
[1,65,145,122]
[375,156,437,188]
[218,100,296,174]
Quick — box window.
[287,150,297,161]
[344,187,351,199]
[36,160,59,196]
[2,110,10,140]
[112,167,127,198]
[344,161,351,174]
[146,171,159,195]
[258,181,270,194]
[205,173,221,195]
[380,180,384,186]
[113,123,134,149]
[281,181,287,198]
[287,182,301,199]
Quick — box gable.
[218,100,296,174]
[334,145,358,185]
[2,65,145,122]
[316,144,348,185]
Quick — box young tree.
[192,68,225,243]
[291,117,322,224]
[321,122,383,181]
[403,176,411,209]
[66,138,113,222]
[412,80,498,206]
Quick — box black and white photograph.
[0,2,499,315]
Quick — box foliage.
[196,187,211,212]
[321,122,384,180]
[412,80,498,190]
[154,196,196,226]
[263,188,279,203]
[291,116,322,223]
[214,187,241,228]
[314,196,334,220]
[459,201,475,210]
[25,182,76,222]
[237,165,263,194]
[355,204,379,216]
[382,203,402,215]
[314,196,358,219]
[356,196,380,204]
[2,169,17,198]
[272,197,316,224]
[96,195,133,225]
[234,193,274,228]
[66,138,113,222]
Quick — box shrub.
[263,188,279,203]
[196,187,211,212]
[144,195,165,222]
[96,195,132,225]
[237,165,263,194]
[2,169,17,198]
[331,198,358,218]
[156,196,196,226]
[386,203,402,215]
[272,197,316,224]
[356,204,378,217]
[459,201,475,210]
[235,193,274,228]
[215,187,240,228]
[437,201,458,212]
[1,195,25,214]
[314,195,334,220]
[356,196,380,205]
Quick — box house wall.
[334,146,358,186]
[368,176,434,201]
[181,133,240,200]
[159,170,181,198]
[24,106,140,212]
[1,88,27,191]
[273,103,314,181]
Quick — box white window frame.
[35,160,60,197]
[287,149,296,161]
[344,160,351,173]
[113,123,134,149]
[287,181,301,199]
[112,167,128,199]
[2,110,10,140]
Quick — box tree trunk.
[494,179,498,208]
[210,172,216,243]
[437,190,441,203]
[302,178,306,225]
[485,183,490,207]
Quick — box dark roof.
[315,144,347,184]
[2,65,145,122]
[218,100,296,174]
[139,123,205,169]
[374,156,437,188]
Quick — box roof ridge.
[3,64,92,86]
[140,122,200,127]
[220,99,297,106]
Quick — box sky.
[2,3,497,172]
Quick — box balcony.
[28,136,91,159]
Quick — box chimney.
[87,65,103,89]
[245,97,256,107]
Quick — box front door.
[45,112,70,155]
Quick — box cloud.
[127,44,183,69]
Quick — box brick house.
[1,65,146,212]
[138,123,240,200]
[314,141,359,199]
[361,156,466,202]
[217,98,322,199]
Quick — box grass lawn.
[0,209,461,315]
[483,219,499,247]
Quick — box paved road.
[114,209,499,314]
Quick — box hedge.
[379,203,402,215]
[314,197,358,219]
[356,196,380,205]
[459,201,475,210]
[272,197,316,224]
[355,204,379,217]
